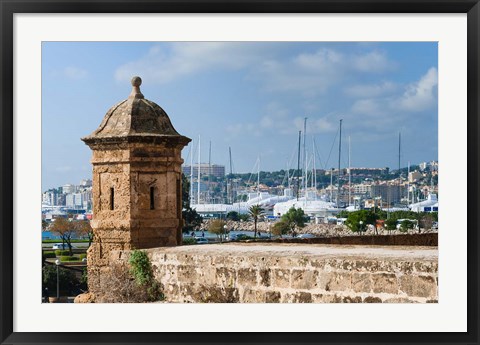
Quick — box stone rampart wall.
[134,244,438,303]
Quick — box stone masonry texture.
[122,243,438,303]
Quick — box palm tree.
[248,204,264,239]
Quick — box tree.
[248,204,265,239]
[384,218,397,232]
[226,211,240,221]
[181,174,203,232]
[336,210,350,219]
[239,213,250,222]
[345,210,377,234]
[42,219,48,231]
[400,219,415,232]
[74,220,93,247]
[271,220,289,237]
[280,207,306,237]
[43,264,80,296]
[50,217,76,255]
[419,214,433,232]
[209,219,227,242]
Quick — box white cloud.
[351,98,384,116]
[294,49,344,71]
[63,67,87,80]
[115,42,272,84]
[225,123,262,137]
[116,44,397,99]
[397,67,438,112]
[352,51,393,73]
[345,81,397,98]
[350,67,438,118]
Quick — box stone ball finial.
[131,76,142,87]
[129,76,144,99]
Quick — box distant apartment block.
[66,193,83,208]
[182,164,225,178]
[348,167,389,176]
[353,183,372,195]
[371,184,402,205]
[62,183,76,194]
[325,167,388,177]
[419,161,438,172]
[42,191,58,206]
[80,179,92,187]
[408,171,423,183]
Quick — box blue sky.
[42,42,438,191]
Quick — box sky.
[42,42,438,191]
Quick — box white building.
[409,194,438,213]
[66,193,83,208]
[42,191,57,206]
[62,184,76,194]
[408,171,423,183]
[353,183,372,194]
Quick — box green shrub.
[78,253,87,260]
[55,250,70,256]
[42,265,78,294]
[60,256,80,262]
[129,250,163,301]
[43,251,56,258]
[182,237,196,245]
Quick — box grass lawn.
[42,239,90,243]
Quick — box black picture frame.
[1,1,479,344]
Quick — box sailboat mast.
[348,135,351,207]
[330,168,333,202]
[229,147,233,204]
[190,140,193,203]
[303,117,307,199]
[313,137,317,200]
[398,132,401,204]
[407,161,410,204]
[337,119,343,207]
[197,135,201,205]
[398,132,401,173]
[297,131,301,201]
[208,140,211,203]
[257,156,260,197]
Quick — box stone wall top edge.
[138,243,438,262]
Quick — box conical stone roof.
[82,76,190,147]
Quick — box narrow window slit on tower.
[150,186,155,210]
[110,187,114,210]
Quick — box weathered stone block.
[384,297,417,303]
[177,265,195,283]
[259,269,271,287]
[273,269,291,288]
[237,268,257,285]
[265,291,281,303]
[342,296,362,303]
[311,293,338,303]
[399,275,437,298]
[216,267,236,287]
[291,269,318,289]
[294,292,312,303]
[352,273,373,293]
[242,289,265,303]
[372,273,398,294]
[325,273,352,292]
[199,286,239,303]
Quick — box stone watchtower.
[82,77,190,290]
